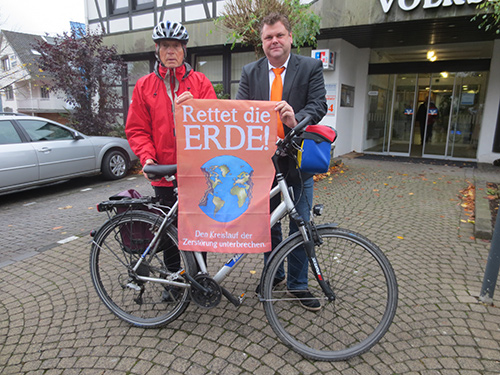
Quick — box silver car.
[0,114,138,196]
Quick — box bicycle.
[89,117,398,361]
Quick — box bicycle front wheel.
[262,226,398,361]
[90,210,196,328]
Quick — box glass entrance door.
[365,71,487,160]
[390,74,417,154]
[365,73,415,155]
[446,73,485,159]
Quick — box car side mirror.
[73,131,84,140]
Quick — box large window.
[196,55,223,84]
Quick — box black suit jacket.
[236,53,327,182]
[236,53,327,133]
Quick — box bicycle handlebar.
[284,115,311,142]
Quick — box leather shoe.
[287,289,321,311]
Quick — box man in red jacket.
[126,21,216,295]
[126,20,216,194]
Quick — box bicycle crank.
[190,275,222,308]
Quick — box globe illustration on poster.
[199,156,254,223]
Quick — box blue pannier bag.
[296,125,337,174]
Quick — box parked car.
[0,114,138,196]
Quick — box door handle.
[38,147,52,153]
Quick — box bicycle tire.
[262,225,398,361]
[90,210,196,328]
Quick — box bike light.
[313,204,324,216]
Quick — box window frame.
[108,0,129,15]
[134,0,154,11]
[40,86,50,99]
[1,56,10,71]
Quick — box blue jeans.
[265,176,314,290]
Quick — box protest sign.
[175,99,277,253]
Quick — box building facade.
[85,0,500,163]
[0,30,70,123]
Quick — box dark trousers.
[154,186,207,271]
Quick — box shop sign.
[380,0,486,13]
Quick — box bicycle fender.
[259,222,339,285]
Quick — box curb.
[474,179,493,240]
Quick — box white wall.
[316,39,370,157]
[477,39,500,164]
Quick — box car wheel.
[102,150,128,180]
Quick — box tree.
[34,30,125,136]
[472,0,500,34]
[216,0,321,58]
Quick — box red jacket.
[126,62,217,186]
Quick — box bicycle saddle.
[143,164,177,180]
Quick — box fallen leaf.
[53,226,63,230]
[397,236,404,239]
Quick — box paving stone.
[1,158,500,374]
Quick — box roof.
[1,30,56,74]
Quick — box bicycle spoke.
[90,210,196,328]
[263,226,398,361]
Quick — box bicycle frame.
[129,169,298,287]
[115,115,334,301]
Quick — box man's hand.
[176,91,194,104]
[142,159,160,181]
[275,100,298,128]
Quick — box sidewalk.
[1,157,499,374]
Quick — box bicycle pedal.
[238,293,245,304]
[126,282,141,291]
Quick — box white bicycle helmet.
[152,21,189,43]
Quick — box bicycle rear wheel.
[90,210,196,328]
[262,226,398,361]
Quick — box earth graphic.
[199,156,254,223]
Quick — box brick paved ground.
[1,157,499,374]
